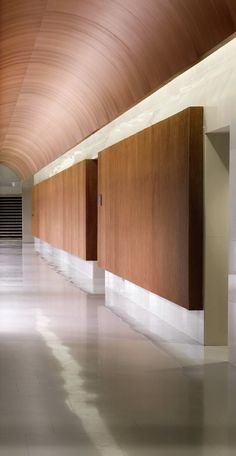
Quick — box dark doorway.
[0,196,22,239]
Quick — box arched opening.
[0,165,22,240]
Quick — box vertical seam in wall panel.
[188,107,204,310]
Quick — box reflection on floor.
[0,242,235,455]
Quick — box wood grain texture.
[0,0,235,178]
[98,107,203,310]
[32,159,97,260]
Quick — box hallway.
[0,242,235,456]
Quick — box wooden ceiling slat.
[0,0,235,178]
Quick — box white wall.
[34,38,236,350]
[204,133,229,346]
[0,164,22,195]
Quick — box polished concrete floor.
[0,242,235,456]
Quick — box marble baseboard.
[105,272,204,344]
[34,238,105,294]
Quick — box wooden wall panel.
[32,159,97,260]
[98,107,203,310]
[71,163,86,258]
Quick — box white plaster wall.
[0,164,22,195]
[34,38,236,350]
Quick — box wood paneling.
[32,159,97,260]
[98,107,203,310]
[0,1,235,178]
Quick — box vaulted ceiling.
[1,0,236,179]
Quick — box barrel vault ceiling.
[0,0,236,179]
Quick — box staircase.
[0,196,22,239]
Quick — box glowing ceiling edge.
[34,37,236,184]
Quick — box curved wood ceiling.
[0,0,236,179]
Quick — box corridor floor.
[0,242,236,456]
